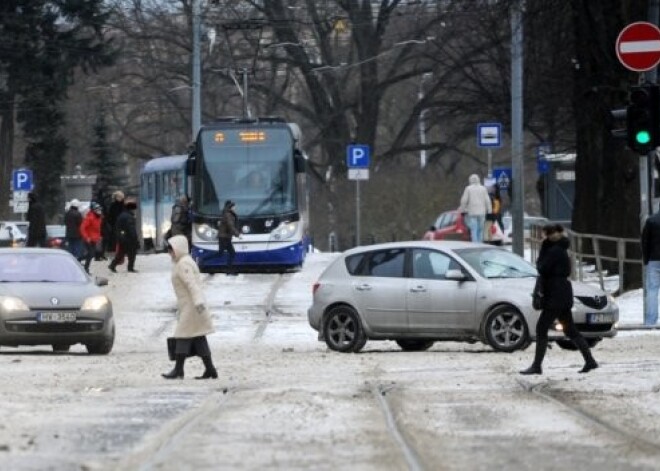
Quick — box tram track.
[516,378,660,455]
[252,273,288,341]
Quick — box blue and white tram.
[139,155,187,251]
[188,117,309,272]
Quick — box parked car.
[0,248,114,353]
[425,210,503,245]
[308,241,618,353]
[427,210,470,241]
[502,214,549,245]
[0,221,27,248]
[46,225,66,249]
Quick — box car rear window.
[345,248,405,278]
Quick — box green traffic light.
[636,130,652,145]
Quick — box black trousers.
[532,308,594,367]
[83,241,97,271]
[218,237,236,269]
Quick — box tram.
[187,117,309,272]
[139,154,187,251]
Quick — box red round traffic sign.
[616,22,660,72]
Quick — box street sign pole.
[346,145,371,247]
[487,149,493,177]
[356,179,361,246]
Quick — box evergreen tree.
[0,0,115,219]
[87,107,126,205]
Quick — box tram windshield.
[195,128,297,217]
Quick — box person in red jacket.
[80,202,104,274]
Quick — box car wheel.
[555,338,601,350]
[483,305,529,352]
[395,340,434,351]
[52,344,70,352]
[322,306,365,353]
[86,326,115,355]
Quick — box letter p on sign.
[12,169,33,191]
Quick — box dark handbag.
[167,337,197,360]
[532,277,543,310]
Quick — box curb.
[617,324,660,331]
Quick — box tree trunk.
[571,1,643,290]
[0,96,15,220]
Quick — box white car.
[502,214,548,245]
[0,221,27,248]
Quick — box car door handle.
[410,286,427,293]
[355,284,372,291]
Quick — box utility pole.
[510,0,525,256]
[192,0,202,141]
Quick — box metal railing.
[529,224,642,294]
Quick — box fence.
[529,224,642,294]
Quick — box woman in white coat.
[162,235,217,379]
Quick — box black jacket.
[536,236,573,311]
[642,212,660,264]
[26,201,47,243]
[115,209,139,249]
[64,208,83,238]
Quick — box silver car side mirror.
[445,269,467,281]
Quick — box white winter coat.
[168,235,214,338]
[459,174,492,216]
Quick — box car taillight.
[312,282,320,295]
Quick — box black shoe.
[226,272,238,277]
[195,368,218,380]
[579,361,598,374]
[519,365,543,375]
[161,369,184,379]
[108,264,116,273]
[128,268,138,273]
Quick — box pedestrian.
[520,223,598,375]
[64,199,83,259]
[80,202,104,274]
[170,195,192,248]
[108,199,139,273]
[217,200,241,275]
[458,174,492,243]
[641,207,660,326]
[106,191,124,254]
[490,185,504,231]
[162,234,217,380]
[26,192,47,247]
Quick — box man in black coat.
[520,224,598,375]
[641,210,660,326]
[26,192,47,247]
[108,200,139,273]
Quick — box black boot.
[574,336,598,373]
[196,356,218,380]
[520,336,547,375]
[162,355,185,379]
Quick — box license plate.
[37,312,76,323]
[586,312,614,324]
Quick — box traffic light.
[627,84,660,154]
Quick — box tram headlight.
[271,221,298,240]
[195,224,218,241]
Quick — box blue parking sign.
[12,169,33,191]
[346,145,370,168]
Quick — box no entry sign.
[616,22,660,72]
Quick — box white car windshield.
[455,248,537,279]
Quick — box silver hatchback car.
[308,241,618,353]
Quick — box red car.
[425,210,470,241]
[423,210,504,244]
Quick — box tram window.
[163,172,172,198]
[146,174,155,199]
